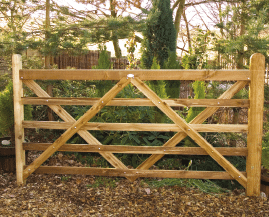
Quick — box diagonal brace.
[23,80,132,180]
[23,78,130,179]
[130,81,248,182]
[131,77,247,188]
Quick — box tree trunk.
[183,10,191,52]
[112,35,122,58]
[110,0,121,58]
[174,0,185,40]
[45,0,51,68]
[237,1,246,69]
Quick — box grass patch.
[142,178,230,194]
[86,177,118,188]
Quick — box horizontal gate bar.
[22,97,250,107]
[31,166,247,180]
[22,121,248,132]
[23,143,248,156]
[19,69,250,81]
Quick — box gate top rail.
[19,69,250,81]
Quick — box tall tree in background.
[74,0,147,58]
[0,0,42,58]
[140,0,176,69]
[214,0,269,68]
[44,0,51,68]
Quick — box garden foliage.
[184,81,206,147]
[140,0,176,69]
[0,81,32,141]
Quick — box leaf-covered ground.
[1,170,269,217]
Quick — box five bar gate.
[13,53,265,196]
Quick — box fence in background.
[53,51,129,69]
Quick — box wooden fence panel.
[13,53,265,196]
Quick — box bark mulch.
[1,170,269,217]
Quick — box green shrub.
[92,45,114,97]
[185,81,206,123]
[0,73,11,92]
[0,81,32,142]
[146,57,168,99]
[93,45,112,70]
[184,80,206,147]
[163,51,181,98]
[262,131,269,170]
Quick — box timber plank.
[23,143,248,156]
[20,69,250,81]
[22,78,130,180]
[22,121,248,133]
[32,166,247,180]
[131,77,247,188]
[22,97,249,107]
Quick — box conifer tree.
[95,45,111,69]
[163,51,181,98]
[93,45,113,96]
[140,0,176,69]
[184,80,206,147]
[147,57,167,99]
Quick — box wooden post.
[12,54,25,185]
[246,53,265,196]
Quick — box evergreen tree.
[140,0,176,69]
[93,45,113,97]
[94,45,111,69]
[147,57,167,99]
[146,57,168,123]
[163,51,181,98]
[0,0,42,60]
[214,0,269,68]
[185,80,206,147]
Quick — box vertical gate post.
[12,54,25,185]
[247,53,265,196]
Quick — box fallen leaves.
[1,171,269,216]
[1,150,269,216]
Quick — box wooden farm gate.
[13,53,265,196]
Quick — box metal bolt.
[21,77,23,79]
[127,74,134,79]
[248,78,250,80]
[53,146,55,149]
[218,102,220,105]
[158,102,161,104]
[239,176,241,178]
[46,100,48,102]
[98,148,101,150]
[101,101,104,103]
[124,172,126,174]
[164,150,166,152]
[188,129,190,131]
[74,127,76,129]
[28,169,30,171]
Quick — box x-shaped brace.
[130,77,247,188]
[23,77,131,180]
